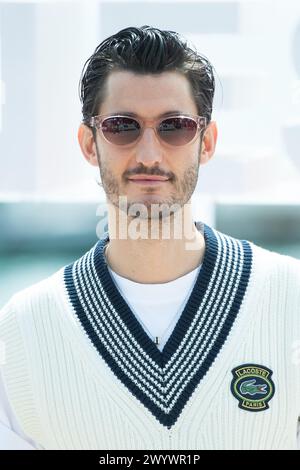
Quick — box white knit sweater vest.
[1,221,300,450]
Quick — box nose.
[135,127,163,166]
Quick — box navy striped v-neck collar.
[64,222,253,429]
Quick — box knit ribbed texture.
[0,222,300,449]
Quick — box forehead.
[99,70,198,118]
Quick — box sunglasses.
[84,113,207,147]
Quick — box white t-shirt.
[107,263,202,351]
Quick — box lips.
[129,180,168,184]
[128,175,169,181]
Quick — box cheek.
[113,154,132,179]
[175,148,199,172]
[100,147,127,174]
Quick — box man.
[1,25,300,450]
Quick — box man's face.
[93,70,204,217]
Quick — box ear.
[199,121,218,165]
[77,124,99,167]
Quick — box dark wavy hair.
[79,25,215,135]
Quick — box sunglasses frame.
[84,113,208,147]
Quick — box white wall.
[0,0,300,202]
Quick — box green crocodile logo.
[231,364,275,412]
[240,379,267,396]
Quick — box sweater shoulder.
[0,266,65,325]
[241,238,300,301]
[0,242,97,325]
[249,239,300,273]
[214,225,300,275]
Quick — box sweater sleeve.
[0,297,43,450]
[0,368,39,450]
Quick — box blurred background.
[1,0,300,307]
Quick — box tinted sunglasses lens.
[102,117,140,145]
[159,117,197,146]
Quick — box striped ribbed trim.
[64,222,253,429]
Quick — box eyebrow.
[109,110,184,118]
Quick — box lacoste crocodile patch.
[231,364,275,412]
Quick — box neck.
[104,201,205,284]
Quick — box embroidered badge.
[231,364,275,412]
